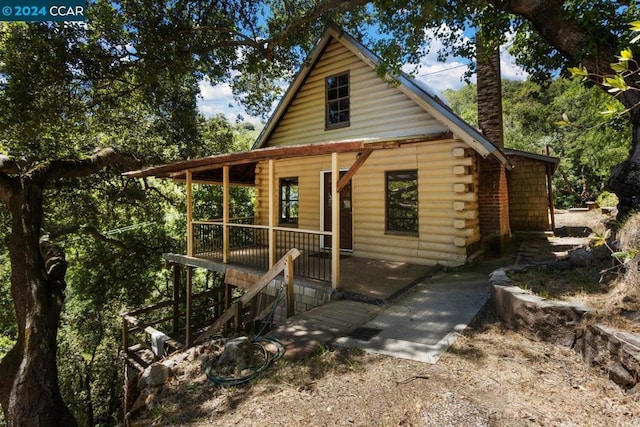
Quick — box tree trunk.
[491,0,640,219]
[0,179,77,426]
[607,110,640,219]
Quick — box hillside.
[134,210,640,426]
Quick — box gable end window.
[280,177,299,225]
[325,72,350,129]
[386,170,418,235]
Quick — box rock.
[608,363,636,389]
[491,273,591,347]
[217,336,251,367]
[569,247,593,267]
[138,363,172,388]
[186,347,198,361]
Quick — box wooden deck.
[167,251,437,304]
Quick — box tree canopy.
[444,78,630,207]
[2,1,640,425]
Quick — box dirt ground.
[139,210,640,426]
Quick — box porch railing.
[192,219,332,282]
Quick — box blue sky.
[197,29,528,123]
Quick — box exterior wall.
[477,156,510,254]
[253,139,480,267]
[266,38,448,147]
[507,157,551,231]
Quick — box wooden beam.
[126,135,455,180]
[331,153,340,289]
[547,164,556,231]
[223,166,230,263]
[186,170,194,257]
[172,264,180,334]
[195,248,301,344]
[337,149,373,193]
[125,140,368,178]
[185,267,193,347]
[268,159,276,267]
[285,253,295,318]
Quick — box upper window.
[325,72,350,129]
[386,170,418,235]
[279,177,299,225]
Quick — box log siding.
[254,139,479,267]
[267,39,448,147]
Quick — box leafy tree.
[444,78,630,208]
[0,2,372,424]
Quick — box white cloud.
[198,79,232,101]
[197,78,262,123]
[499,34,529,81]
[409,29,528,94]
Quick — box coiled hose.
[205,286,286,386]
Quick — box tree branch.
[50,224,130,251]
[265,0,369,53]
[83,226,130,251]
[31,148,139,185]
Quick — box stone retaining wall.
[490,266,640,391]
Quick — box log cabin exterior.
[125,27,558,291]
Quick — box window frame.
[279,177,299,226]
[325,71,350,130]
[385,170,419,236]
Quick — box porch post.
[223,165,230,263]
[331,152,340,289]
[186,170,194,257]
[268,159,276,267]
[546,164,556,231]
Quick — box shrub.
[596,191,619,208]
[618,213,640,286]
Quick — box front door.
[322,171,352,250]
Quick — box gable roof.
[253,26,510,168]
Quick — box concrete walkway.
[267,235,590,364]
[334,269,490,363]
[266,299,383,359]
[267,268,492,363]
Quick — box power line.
[417,63,468,77]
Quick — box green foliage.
[444,78,630,208]
[596,191,619,208]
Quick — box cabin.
[122,27,558,355]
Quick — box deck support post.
[331,152,340,289]
[223,165,230,263]
[268,159,276,268]
[186,170,194,257]
[185,267,193,347]
[285,253,295,317]
[172,264,180,334]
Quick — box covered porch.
[124,139,411,289]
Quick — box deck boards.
[266,300,382,358]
